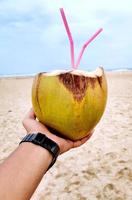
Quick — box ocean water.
[0,67,132,78]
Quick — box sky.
[0,0,132,75]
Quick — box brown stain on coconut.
[97,76,102,88]
[59,73,100,101]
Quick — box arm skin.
[0,109,93,200]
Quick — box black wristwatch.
[19,133,60,170]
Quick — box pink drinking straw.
[75,28,103,68]
[60,8,75,68]
[60,8,103,69]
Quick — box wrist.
[28,131,62,153]
[20,133,60,170]
[20,142,53,169]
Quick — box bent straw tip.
[99,28,103,32]
[60,8,64,12]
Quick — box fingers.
[22,108,51,134]
[81,130,94,143]
[22,108,36,131]
[73,130,94,148]
[25,108,36,120]
[22,108,36,125]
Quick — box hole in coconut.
[42,67,103,77]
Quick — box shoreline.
[0,70,132,79]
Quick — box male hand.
[22,108,94,154]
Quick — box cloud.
[0,0,132,75]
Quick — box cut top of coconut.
[44,67,104,77]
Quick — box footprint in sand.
[116,167,132,181]
[103,183,126,200]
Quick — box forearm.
[0,142,52,200]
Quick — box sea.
[0,67,132,78]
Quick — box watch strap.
[20,133,60,170]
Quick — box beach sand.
[0,72,132,200]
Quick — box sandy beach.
[0,72,132,200]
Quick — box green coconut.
[32,67,107,140]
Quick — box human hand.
[22,108,94,154]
